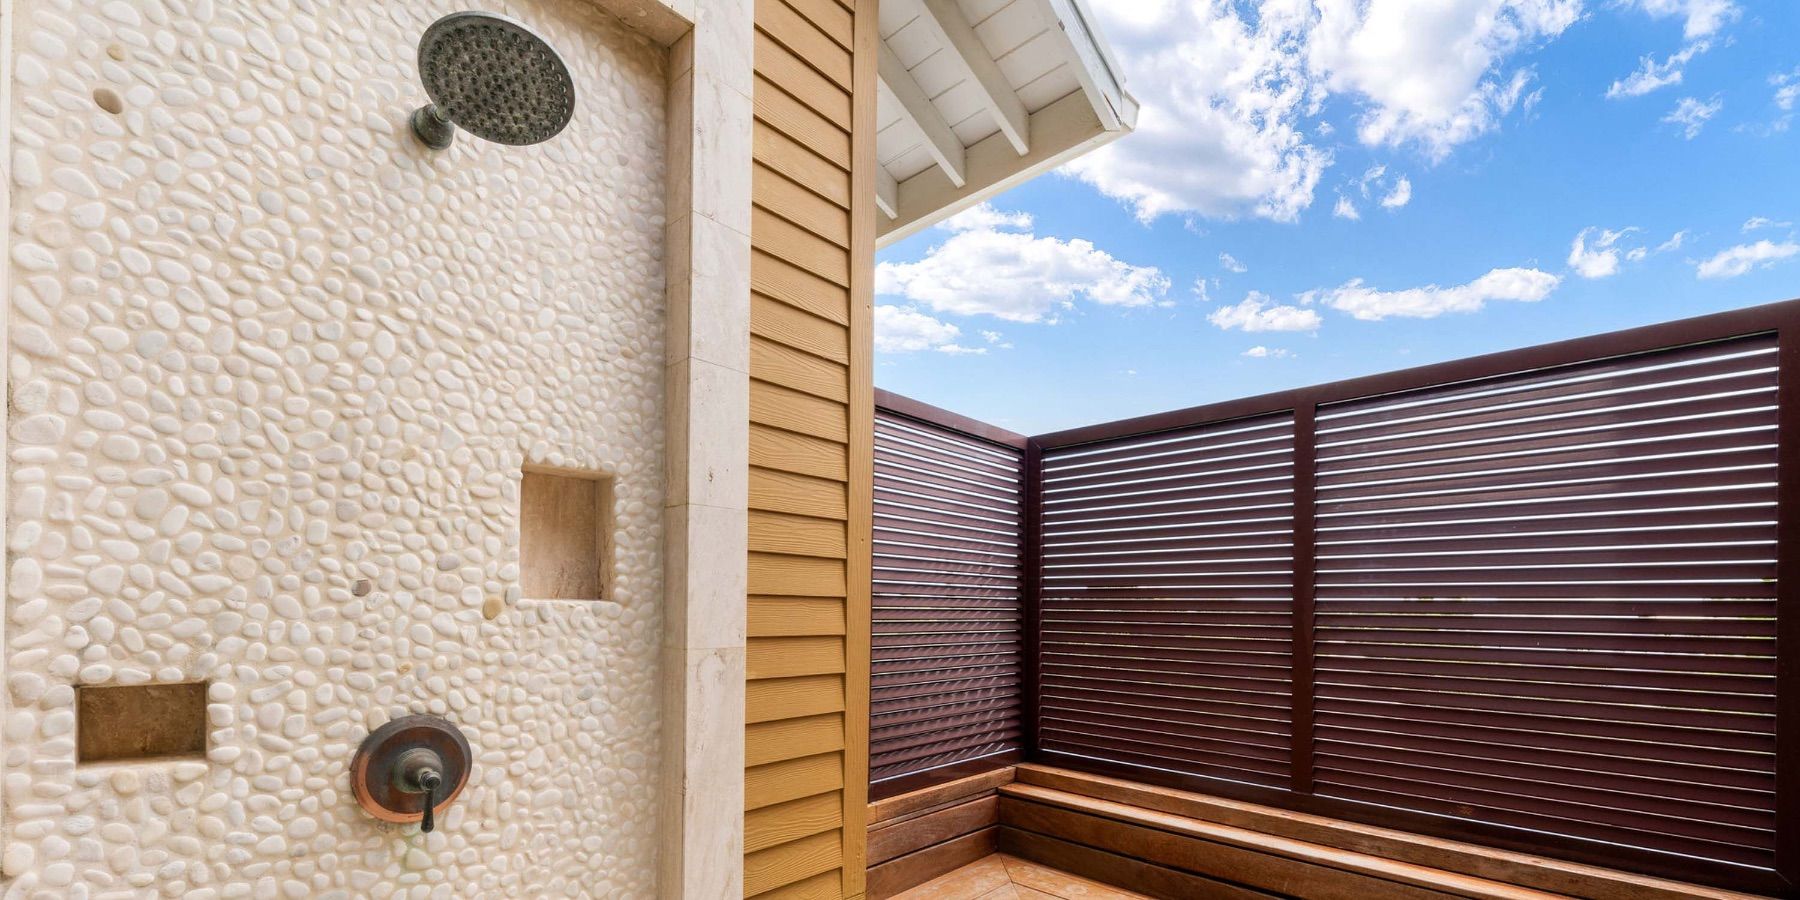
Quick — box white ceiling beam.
[876,165,898,219]
[915,0,1030,156]
[880,90,1122,247]
[878,40,967,189]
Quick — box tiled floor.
[892,854,1150,900]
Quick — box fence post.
[1021,438,1044,763]
[1292,402,1317,795]
[1778,316,1800,895]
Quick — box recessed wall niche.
[76,682,208,763]
[520,469,615,601]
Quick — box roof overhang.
[874,0,1136,247]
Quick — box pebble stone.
[4,0,670,895]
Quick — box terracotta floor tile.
[893,855,1013,900]
[999,855,1150,900]
[899,854,1149,900]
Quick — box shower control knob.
[352,715,471,831]
[391,747,446,832]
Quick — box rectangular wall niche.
[520,469,615,601]
[77,682,208,763]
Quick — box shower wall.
[2,0,670,895]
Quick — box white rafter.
[1043,0,1137,133]
[876,165,898,220]
[871,0,1138,244]
[915,0,1030,156]
[878,39,967,189]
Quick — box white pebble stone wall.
[3,0,668,896]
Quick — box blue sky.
[872,0,1800,435]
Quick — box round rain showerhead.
[410,11,575,150]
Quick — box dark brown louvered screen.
[1013,299,1800,895]
[873,300,1799,892]
[870,393,1026,795]
[1037,414,1296,788]
[1311,334,1780,872]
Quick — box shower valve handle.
[393,747,446,833]
[416,767,441,833]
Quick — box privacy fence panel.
[1311,334,1781,871]
[1017,299,1800,896]
[1037,413,1297,788]
[869,392,1027,796]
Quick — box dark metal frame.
[874,298,1800,895]
[873,389,1029,450]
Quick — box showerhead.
[410,11,575,150]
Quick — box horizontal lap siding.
[746,0,871,897]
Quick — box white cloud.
[876,228,1170,323]
[1751,68,1800,134]
[1306,0,1581,158]
[1071,0,1577,223]
[1657,229,1689,252]
[1777,69,1800,111]
[1208,292,1324,333]
[1606,40,1710,99]
[875,306,985,355]
[1311,267,1562,320]
[1616,0,1738,39]
[1743,216,1793,232]
[1359,164,1388,195]
[1568,226,1641,278]
[1350,165,1413,212]
[1380,176,1413,209]
[1065,3,1327,223]
[940,203,1034,233]
[1663,95,1721,138]
[1219,252,1248,274]
[1191,278,1213,303]
[1243,346,1294,359]
[1695,240,1800,279]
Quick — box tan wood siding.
[746,0,875,888]
[751,596,849,638]
[749,425,848,482]
[751,337,851,402]
[755,122,852,208]
[754,251,851,324]
[749,791,847,854]
[750,510,849,558]
[749,713,848,768]
[749,751,846,811]
[750,467,847,520]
